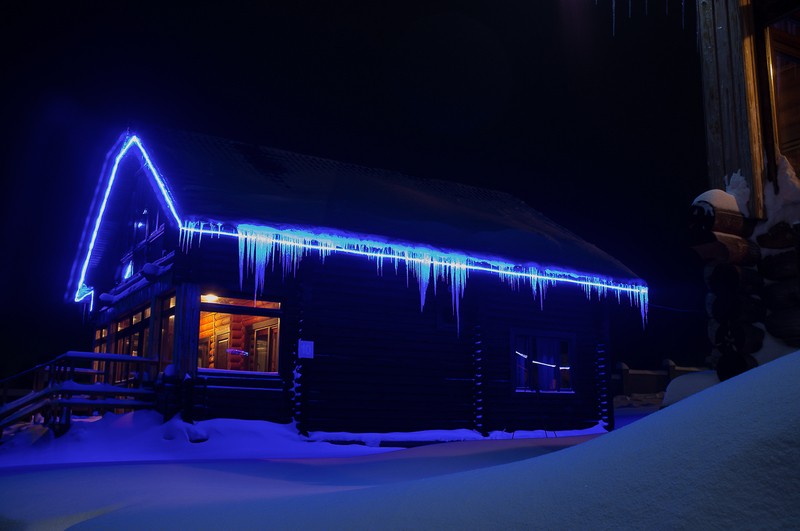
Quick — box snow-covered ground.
[0,411,608,468]
[1,350,799,529]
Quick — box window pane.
[537,337,558,391]
[770,18,800,170]
[514,332,573,393]
[198,310,280,372]
[160,314,174,371]
[514,334,532,390]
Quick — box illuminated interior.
[198,296,281,372]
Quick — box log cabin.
[67,127,648,434]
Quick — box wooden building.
[68,127,647,434]
[691,1,799,377]
[698,0,799,211]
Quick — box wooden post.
[173,283,200,380]
[697,0,766,218]
[148,293,162,375]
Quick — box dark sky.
[1,1,710,374]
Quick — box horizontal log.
[707,293,767,322]
[705,263,764,294]
[758,250,798,280]
[756,221,798,249]
[764,307,800,341]
[716,352,758,381]
[780,336,800,348]
[689,201,754,237]
[713,321,765,356]
[692,232,761,266]
[762,279,800,310]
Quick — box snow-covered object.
[308,423,607,447]
[663,325,794,406]
[661,370,719,407]
[163,364,177,379]
[141,262,169,278]
[725,169,750,216]
[763,154,800,229]
[692,188,741,213]
[753,324,798,365]
[0,414,605,467]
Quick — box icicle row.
[228,223,650,329]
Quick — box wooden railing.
[0,352,159,436]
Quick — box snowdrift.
[89,350,800,530]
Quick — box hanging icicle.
[222,223,650,330]
[597,0,687,34]
[612,0,616,36]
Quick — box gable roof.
[70,127,648,319]
[145,127,639,275]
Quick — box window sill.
[514,389,575,395]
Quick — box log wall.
[170,235,613,432]
[294,254,610,434]
[692,196,800,380]
[293,256,474,433]
[465,276,608,432]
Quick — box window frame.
[512,329,576,394]
[197,294,283,373]
[765,15,800,172]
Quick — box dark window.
[514,332,574,393]
[767,12,800,170]
[93,327,108,353]
[92,304,152,383]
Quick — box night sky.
[2,1,710,377]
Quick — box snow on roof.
[140,127,641,281]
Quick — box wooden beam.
[697,0,766,218]
[174,283,201,379]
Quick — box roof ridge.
[146,124,528,202]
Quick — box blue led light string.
[222,223,649,326]
[75,132,648,327]
[74,134,182,307]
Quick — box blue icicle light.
[219,223,650,329]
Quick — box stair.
[1,352,158,437]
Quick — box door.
[215,333,230,370]
[251,323,279,372]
